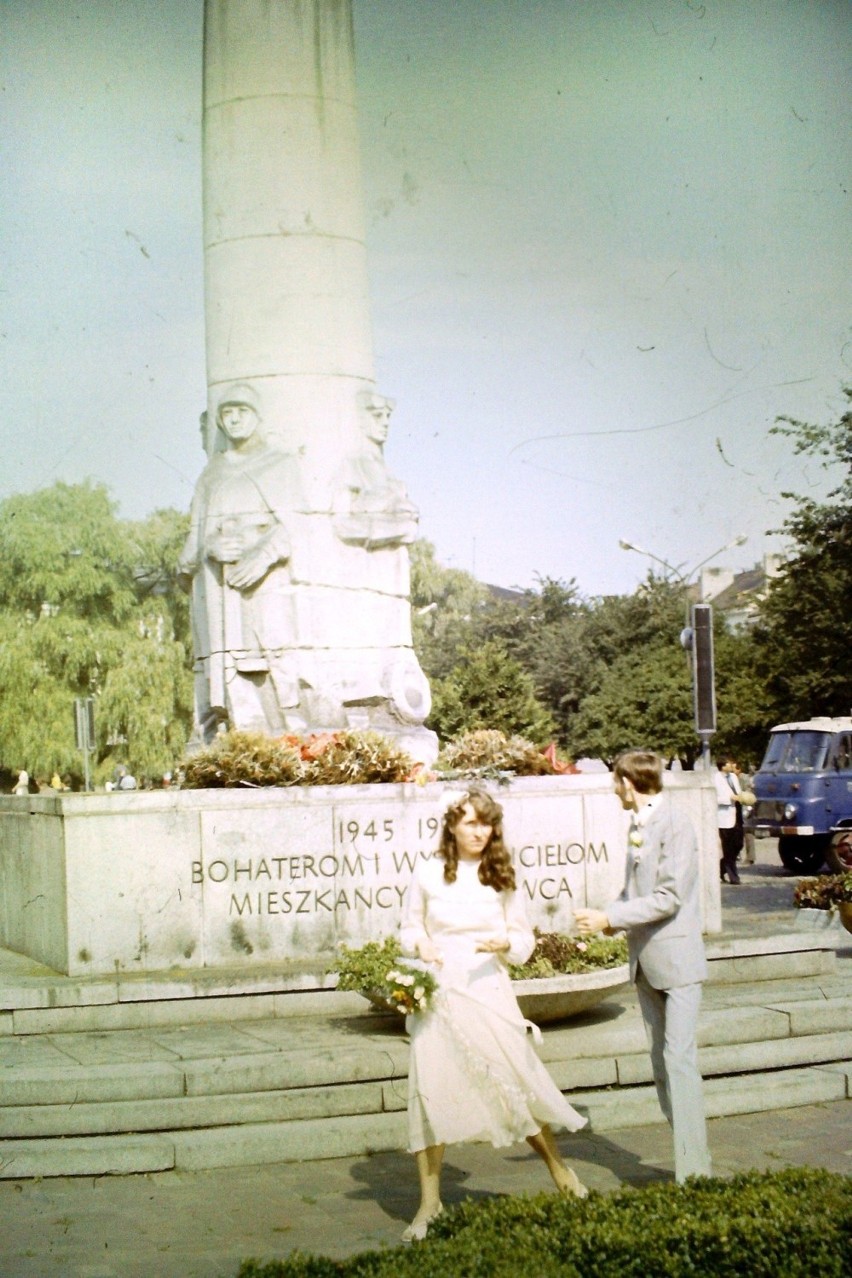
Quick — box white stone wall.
[0,773,720,977]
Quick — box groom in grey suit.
[575,749,712,1182]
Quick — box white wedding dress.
[400,856,587,1152]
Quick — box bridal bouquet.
[383,961,438,1014]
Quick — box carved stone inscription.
[195,798,613,957]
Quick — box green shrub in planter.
[794,873,852,910]
[509,930,628,979]
[332,932,628,1002]
[238,1168,852,1278]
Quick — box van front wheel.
[778,835,829,874]
[826,829,852,874]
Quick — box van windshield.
[760,731,832,773]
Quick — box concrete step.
[0,938,848,1179]
[0,934,838,1036]
[705,935,837,983]
[4,1020,851,1145]
[0,1031,409,1106]
[0,985,849,1139]
[2,983,850,1111]
[1,1063,848,1179]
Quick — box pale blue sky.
[2,1,849,594]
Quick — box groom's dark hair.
[613,750,663,795]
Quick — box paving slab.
[0,1100,848,1278]
[145,1022,290,1061]
[36,1029,184,1068]
[698,1003,792,1045]
[702,972,850,1007]
[0,1034,83,1069]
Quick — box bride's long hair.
[438,788,515,892]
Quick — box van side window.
[832,735,852,771]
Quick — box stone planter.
[838,901,852,935]
[364,964,631,1024]
[794,907,841,933]
[513,964,631,1024]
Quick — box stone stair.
[0,935,850,1179]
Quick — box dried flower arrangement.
[437,729,578,781]
[181,729,415,789]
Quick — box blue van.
[749,716,852,873]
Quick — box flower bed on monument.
[332,932,629,1025]
[181,729,417,788]
[179,727,578,789]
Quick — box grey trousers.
[635,968,712,1182]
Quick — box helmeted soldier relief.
[179,384,305,739]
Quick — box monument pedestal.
[0,774,720,978]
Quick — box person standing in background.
[715,757,744,884]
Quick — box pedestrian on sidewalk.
[715,756,744,883]
[399,787,588,1242]
[575,749,712,1183]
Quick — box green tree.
[754,390,852,719]
[711,625,769,767]
[463,577,596,741]
[410,540,490,681]
[0,482,192,784]
[566,638,695,766]
[428,639,556,744]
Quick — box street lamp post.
[618,535,747,767]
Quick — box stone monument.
[187,0,435,758]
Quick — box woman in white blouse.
[399,787,588,1241]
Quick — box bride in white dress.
[399,787,588,1241]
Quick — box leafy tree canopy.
[428,639,556,745]
[0,482,192,785]
[566,638,694,766]
[410,540,490,681]
[755,389,852,719]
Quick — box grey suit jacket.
[606,795,707,990]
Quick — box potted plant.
[331,931,629,1025]
[793,873,852,934]
[509,931,630,1022]
[332,938,439,1014]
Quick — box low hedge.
[237,1167,851,1278]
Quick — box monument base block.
[0,774,720,979]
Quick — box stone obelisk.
[203,0,373,463]
[188,0,435,759]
